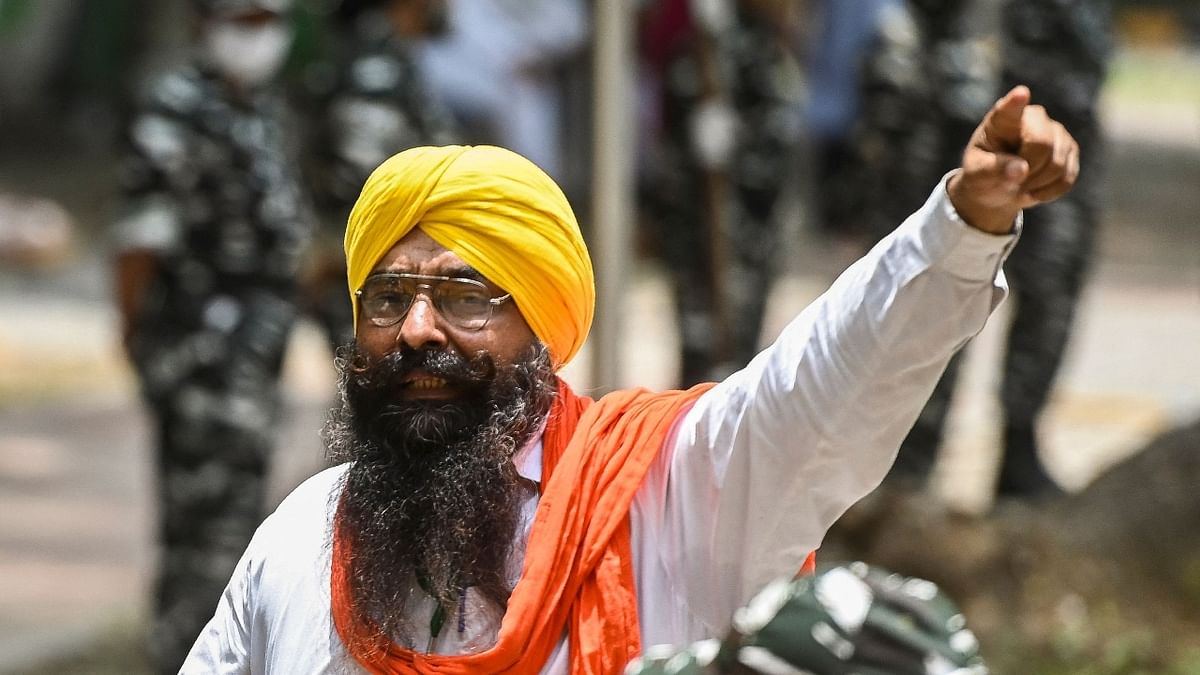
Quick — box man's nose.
[396,295,448,351]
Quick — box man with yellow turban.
[183,86,1078,674]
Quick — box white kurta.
[183,176,1018,674]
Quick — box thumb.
[965,149,1029,185]
[981,85,1031,152]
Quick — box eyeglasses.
[356,272,513,331]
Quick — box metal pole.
[589,0,635,392]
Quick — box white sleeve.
[661,173,1019,629]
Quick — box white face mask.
[203,19,292,88]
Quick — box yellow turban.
[344,145,594,368]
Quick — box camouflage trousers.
[893,134,1101,478]
[658,180,784,387]
[145,382,278,674]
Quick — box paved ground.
[1,48,1198,673]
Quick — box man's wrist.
[946,172,1020,235]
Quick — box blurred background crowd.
[0,0,1198,673]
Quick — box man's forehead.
[369,229,484,281]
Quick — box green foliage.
[1106,49,1200,105]
[1179,556,1200,607]
[985,594,1200,675]
[0,0,34,34]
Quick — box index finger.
[982,85,1032,152]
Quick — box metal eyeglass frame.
[355,272,513,331]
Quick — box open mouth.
[397,373,464,400]
[404,376,449,390]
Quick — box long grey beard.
[324,342,556,645]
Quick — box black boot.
[995,425,1064,501]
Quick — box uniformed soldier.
[988,0,1111,498]
[841,0,999,482]
[646,0,806,387]
[890,0,1112,501]
[110,0,310,670]
[823,0,998,249]
[301,0,458,352]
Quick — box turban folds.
[344,145,594,367]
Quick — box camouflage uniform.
[989,0,1111,494]
[113,63,311,671]
[851,0,998,480]
[302,8,457,351]
[892,0,1111,498]
[824,0,997,247]
[647,1,805,386]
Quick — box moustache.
[350,347,497,396]
[343,346,502,456]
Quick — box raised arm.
[652,86,1080,629]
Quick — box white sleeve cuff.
[916,169,1021,283]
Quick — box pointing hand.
[948,86,1081,234]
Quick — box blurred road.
[1,50,1198,673]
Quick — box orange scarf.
[331,378,715,673]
